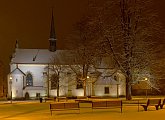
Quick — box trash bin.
[39,98,42,103]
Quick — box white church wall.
[49,89,67,97]
[18,64,46,87]
[8,66,24,98]
[11,64,47,98]
[71,89,84,96]
[9,63,126,98]
[23,89,46,98]
[49,67,85,97]
[117,73,126,96]
[11,75,24,98]
[50,86,85,97]
[94,85,117,97]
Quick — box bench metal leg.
[142,106,148,111]
[50,110,52,116]
[155,105,159,110]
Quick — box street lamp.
[9,76,12,103]
[144,77,148,98]
[144,77,148,81]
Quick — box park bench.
[75,96,92,103]
[56,97,68,102]
[89,96,102,99]
[75,99,92,103]
[77,96,88,99]
[92,100,122,113]
[43,97,56,102]
[50,102,80,115]
[160,99,165,109]
[140,99,161,111]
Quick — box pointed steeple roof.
[49,8,56,40]
[15,39,19,49]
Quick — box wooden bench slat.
[106,101,122,107]
[92,101,107,107]
[64,103,79,108]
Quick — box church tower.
[49,9,56,52]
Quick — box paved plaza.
[0,97,165,120]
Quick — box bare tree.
[68,22,99,96]
[81,0,163,100]
[0,60,5,97]
[47,52,74,101]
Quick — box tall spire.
[49,7,57,52]
[15,39,19,49]
[50,8,56,39]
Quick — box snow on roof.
[95,77,119,85]
[11,49,74,64]
[10,67,26,75]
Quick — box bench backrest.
[106,100,122,107]
[50,103,79,109]
[92,101,107,107]
[50,103,65,109]
[92,101,122,108]
[64,103,79,109]
[148,99,161,106]
[77,96,87,99]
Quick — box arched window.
[51,74,59,89]
[26,73,33,86]
[114,75,117,81]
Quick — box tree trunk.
[126,69,132,100]
[57,73,60,102]
[126,77,132,100]
[92,83,95,96]
[83,80,86,96]
[83,64,88,97]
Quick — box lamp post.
[9,76,12,103]
[144,77,148,98]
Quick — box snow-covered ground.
[0,98,164,120]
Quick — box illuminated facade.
[7,11,126,99]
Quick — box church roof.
[10,67,26,75]
[11,49,74,64]
[95,76,119,85]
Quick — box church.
[7,11,126,99]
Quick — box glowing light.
[145,78,148,81]
[87,76,89,79]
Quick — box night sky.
[0,0,164,73]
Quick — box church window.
[26,73,33,86]
[51,74,59,89]
[114,75,117,81]
[104,87,109,94]
[76,79,83,89]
